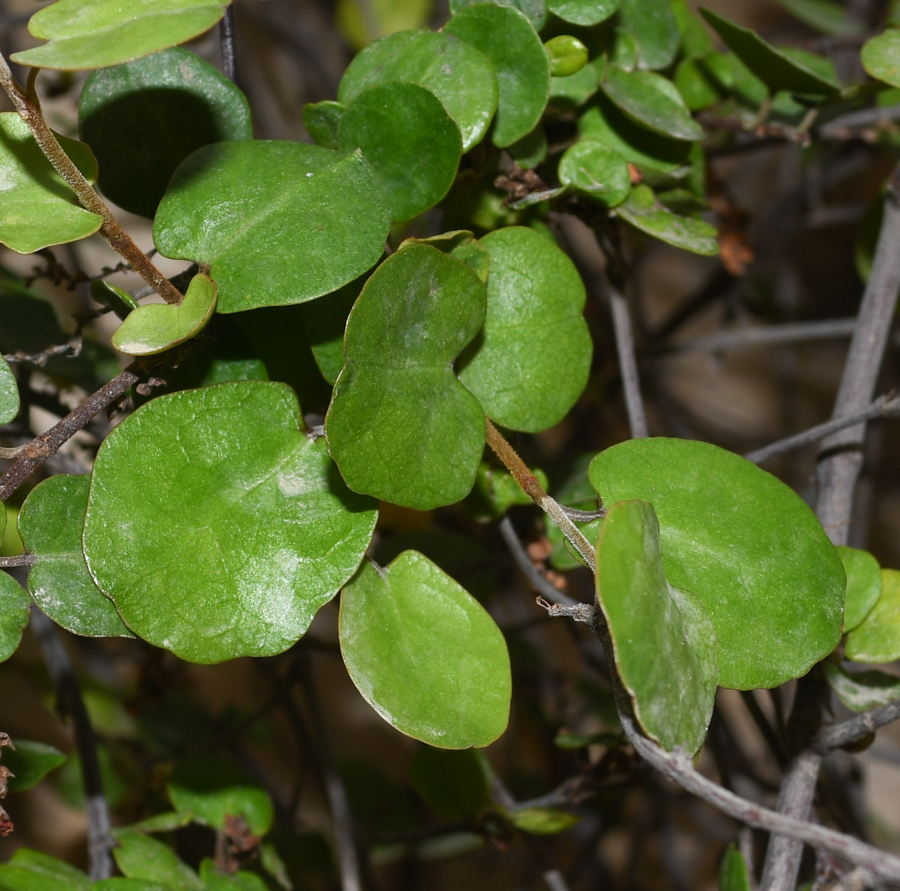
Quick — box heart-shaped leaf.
[558,139,631,207]
[0,113,101,255]
[845,569,900,664]
[449,0,547,31]
[0,571,30,663]
[458,227,592,432]
[617,184,719,255]
[596,500,717,754]
[338,30,498,151]
[862,30,900,89]
[326,244,487,510]
[339,551,511,747]
[111,273,217,356]
[10,0,229,71]
[616,0,680,70]
[444,3,550,148]
[547,0,618,26]
[589,438,846,690]
[823,661,900,712]
[78,48,252,218]
[153,142,391,313]
[338,82,462,222]
[838,546,881,633]
[2,741,66,793]
[0,357,18,425]
[17,475,133,638]
[83,381,377,664]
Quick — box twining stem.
[0,53,182,306]
[485,419,596,573]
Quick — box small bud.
[544,35,589,78]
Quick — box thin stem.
[219,4,238,84]
[669,318,858,354]
[0,555,36,568]
[814,700,900,754]
[498,516,579,608]
[0,53,182,306]
[610,288,648,439]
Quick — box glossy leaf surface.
[18,475,132,639]
[0,571,30,664]
[862,30,900,89]
[617,184,718,255]
[111,274,217,356]
[589,438,846,690]
[0,114,101,255]
[11,0,228,70]
[0,849,90,891]
[545,36,589,77]
[112,830,203,890]
[326,245,486,509]
[153,141,391,313]
[596,500,717,753]
[838,546,881,633]
[409,747,489,820]
[846,569,900,663]
[400,230,490,282]
[3,741,66,793]
[338,30,498,151]
[302,100,344,149]
[719,844,751,891]
[444,3,550,148]
[339,552,511,748]
[547,0,617,26]
[338,82,461,222]
[0,357,17,425]
[458,227,592,432]
[558,139,631,207]
[616,0,680,70]
[449,0,547,31]
[78,48,252,218]
[83,382,377,664]
[823,661,900,713]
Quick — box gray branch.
[610,288,648,439]
[671,318,858,354]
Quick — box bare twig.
[0,556,36,568]
[670,318,858,354]
[219,4,238,84]
[814,700,900,754]
[610,288,648,439]
[818,103,900,139]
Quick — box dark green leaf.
[589,438,846,690]
[409,746,489,821]
[846,569,900,663]
[506,807,580,834]
[399,231,490,282]
[675,54,732,111]
[92,880,173,891]
[617,184,719,255]
[719,843,751,891]
[544,35,589,77]
[0,849,90,891]
[0,571,30,663]
[823,661,900,712]
[449,0,547,31]
[2,741,66,793]
[153,141,391,313]
[506,125,548,169]
[300,276,365,386]
[78,47,252,219]
[0,357,17,425]
[302,100,344,149]
[862,30,900,90]
[466,462,549,521]
[549,60,599,110]
[547,0,617,26]
[325,244,486,509]
[670,0,714,58]
[778,0,864,37]
[199,861,268,891]
[838,546,881,633]
[616,0,680,70]
[112,830,203,890]
[83,382,377,664]
[339,757,420,833]
[339,551,511,747]
[558,139,631,207]
[90,281,139,321]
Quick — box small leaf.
[409,746,490,821]
[465,461,548,521]
[0,113,101,255]
[545,35,589,77]
[10,0,229,71]
[0,572,30,664]
[153,141,391,313]
[83,382,377,664]
[338,30,498,151]
[449,0,547,31]
[596,500,717,753]
[0,849,90,891]
[823,661,900,713]
[458,227,592,433]
[325,244,486,510]
[302,100,344,149]
[617,184,719,255]
[0,357,18,425]
[547,0,617,26]
[444,3,550,148]
[125,810,194,833]
[2,741,66,792]
[78,47,252,219]
[558,139,631,207]
[616,0,680,70]
[838,546,881,632]
[399,230,490,282]
[336,0,431,51]
[339,551,511,748]
[862,30,900,90]
[506,807,581,834]
[675,54,732,111]
[112,830,203,890]
[846,569,900,664]
[18,475,133,639]
[90,281,139,321]
[719,843,751,891]
[549,60,600,110]
[778,0,864,38]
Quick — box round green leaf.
[111,273,217,356]
[325,245,487,510]
[823,661,900,713]
[589,438,846,690]
[444,3,551,148]
[617,184,719,255]
[153,141,391,313]
[616,0,679,70]
[168,755,274,835]
[838,546,881,633]
[699,8,839,95]
[845,569,900,664]
[458,227,592,433]
[408,746,489,821]
[338,82,462,223]
[112,830,202,890]
[545,36,589,77]
[0,356,18,426]
[449,0,547,31]
[862,30,900,89]
[547,0,617,26]
[601,66,704,141]
[0,113,102,255]
[0,572,30,663]
[339,551,511,748]
[596,500,717,753]
[2,740,66,793]
[18,475,133,639]
[302,100,344,149]
[83,381,377,664]
[78,47,252,219]
[10,0,229,71]
[558,139,631,207]
[338,30,498,152]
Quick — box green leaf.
[90,281,139,321]
[675,54,732,111]
[2,741,66,793]
[18,475,133,639]
[558,139,631,207]
[699,8,840,95]
[339,551,511,748]
[199,862,268,891]
[83,381,377,664]
[589,438,846,690]
[778,0,864,37]
[670,0,714,58]
[596,500,717,753]
[153,141,391,313]
[10,0,229,71]
[601,66,704,141]
[78,47,252,219]
[862,30,900,90]
[846,569,900,663]
[549,60,600,110]
[111,273,217,356]
[444,3,551,148]
[92,880,173,891]
[0,572,30,664]
[167,755,274,835]
[0,113,101,255]
[124,811,194,833]
[506,807,581,834]
[302,101,344,149]
[449,0,547,31]
[544,36,589,77]
[325,244,486,510]
[506,126,548,170]
[336,0,431,51]
[338,30,498,152]
[823,661,900,712]
[838,546,881,633]
[547,0,617,26]
[0,357,18,425]
[399,230,490,282]
[617,184,719,255]
[719,843,751,891]
[112,830,203,890]
[616,0,680,70]
[300,276,366,386]
[409,746,490,820]
[465,461,548,521]
[458,226,592,432]
[338,82,462,222]
[0,849,90,891]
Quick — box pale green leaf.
[846,569,900,663]
[838,546,881,633]
[0,357,18,425]
[823,661,900,712]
